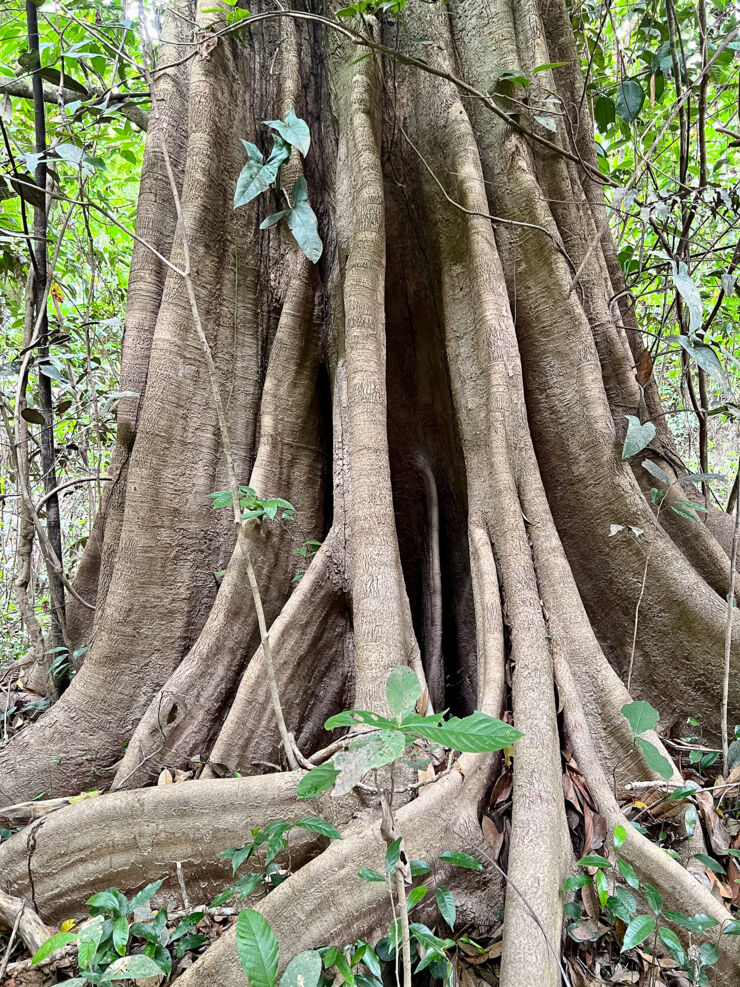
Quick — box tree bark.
[1,0,738,982]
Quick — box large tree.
[1,0,739,984]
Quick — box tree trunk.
[1,0,738,983]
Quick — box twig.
[176,861,191,912]
[0,900,24,981]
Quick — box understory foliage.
[0,0,739,985]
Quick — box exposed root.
[205,533,349,775]
[0,888,55,956]
[176,754,499,986]
[0,773,361,924]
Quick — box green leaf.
[677,335,725,387]
[333,729,408,796]
[613,825,627,849]
[722,919,740,934]
[595,868,609,907]
[296,763,339,798]
[671,261,703,334]
[438,850,483,872]
[358,868,385,882]
[564,873,592,890]
[264,108,311,156]
[406,886,427,910]
[409,860,431,877]
[171,912,206,942]
[280,951,323,987]
[334,949,355,986]
[576,854,612,869]
[436,888,455,928]
[235,909,280,987]
[617,859,639,890]
[533,61,568,72]
[663,910,719,932]
[87,889,127,916]
[129,879,165,912]
[103,955,166,979]
[386,667,422,718]
[667,783,699,801]
[31,931,78,965]
[643,883,663,915]
[635,738,673,781]
[295,817,342,840]
[324,710,397,731]
[700,942,720,967]
[620,914,655,952]
[642,460,670,485]
[658,927,686,966]
[616,79,644,123]
[693,853,726,875]
[285,177,323,263]
[386,837,403,873]
[594,95,616,132]
[77,914,105,969]
[234,135,290,208]
[621,701,659,735]
[410,710,522,753]
[498,68,530,87]
[621,418,655,459]
[112,915,129,955]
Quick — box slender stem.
[394,868,412,987]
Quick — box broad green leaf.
[700,942,720,967]
[621,418,655,459]
[129,879,164,912]
[386,837,403,873]
[613,825,627,849]
[594,95,616,131]
[284,177,323,263]
[334,949,355,986]
[671,261,703,333]
[642,460,670,485]
[357,868,385,882]
[722,920,740,934]
[576,854,612,869]
[410,710,522,753]
[409,860,431,877]
[333,729,407,796]
[620,914,655,952]
[31,931,78,965]
[296,763,339,798]
[663,910,719,932]
[112,915,129,955]
[438,850,483,871]
[295,817,343,840]
[595,868,609,907]
[171,912,205,942]
[643,883,663,915]
[564,873,592,890]
[635,737,673,781]
[693,853,726,875]
[616,79,644,122]
[533,61,568,72]
[677,335,725,387]
[234,136,290,208]
[264,108,310,156]
[386,666,421,717]
[77,914,104,969]
[617,859,639,889]
[235,909,280,987]
[667,783,699,800]
[621,701,659,735]
[406,885,427,910]
[280,950,323,987]
[324,710,397,731]
[658,927,686,966]
[103,954,165,979]
[607,895,633,924]
[436,888,455,928]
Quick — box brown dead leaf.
[696,790,730,855]
[583,803,606,855]
[481,815,504,859]
[418,763,436,787]
[581,882,600,921]
[157,768,173,786]
[636,348,653,387]
[489,770,512,807]
[563,770,582,813]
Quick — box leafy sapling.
[621,700,673,781]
